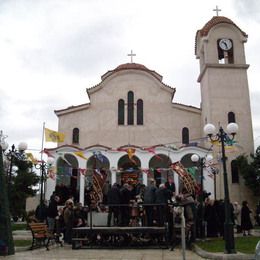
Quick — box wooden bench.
[29,223,56,250]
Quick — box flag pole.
[40,122,45,161]
[39,122,45,218]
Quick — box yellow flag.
[45,128,65,143]
[26,152,38,165]
[74,151,88,160]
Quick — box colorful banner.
[171,161,199,194]
[90,169,107,205]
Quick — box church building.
[45,14,254,206]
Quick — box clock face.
[219,38,232,51]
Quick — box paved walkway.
[4,246,204,260]
[8,228,259,259]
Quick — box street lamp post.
[204,122,238,254]
[191,153,213,239]
[0,131,14,255]
[3,143,28,197]
[34,157,54,221]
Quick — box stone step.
[13,230,31,235]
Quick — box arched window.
[118,99,125,125]
[182,127,189,145]
[231,160,239,183]
[228,112,236,123]
[72,128,79,144]
[137,99,143,125]
[127,91,134,125]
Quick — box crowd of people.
[34,180,260,245]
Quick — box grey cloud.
[233,0,260,22]
[251,91,260,112]
[18,18,125,76]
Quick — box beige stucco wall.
[58,69,202,149]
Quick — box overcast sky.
[1,0,260,157]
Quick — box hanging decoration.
[74,151,88,160]
[187,167,197,180]
[117,147,137,164]
[126,148,136,164]
[47,166,56,180]
[91,169,107,205]
[171,161,199,194]
[93,151,108,163]
[79,168,87,176]
[143,147,162,160]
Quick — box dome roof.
[195,16,247,55]
[114,63,149,71]
[197,16,247,37]
[88,62,175,96]
[101,62,163,81]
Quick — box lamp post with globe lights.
[191,153,213,239]
[3,142,28,197]
[0,130,27,255]
[34,157,55,221]
[204,122,238,254]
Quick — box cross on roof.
[213,5,221,16]
[127,50,136,63]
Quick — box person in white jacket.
[233,202,242,233]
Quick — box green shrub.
[11,223,27,231]
[14,240,32,247]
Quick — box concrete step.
[13,230,31,235]
[13,230,32,240]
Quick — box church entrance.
[56,154,79,204]
[86,154,110,206]
[117,155,141,185]
[149,154,172,187]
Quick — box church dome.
[114,63,149,72]
[101,62,163,81]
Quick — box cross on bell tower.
[213,5,221,16]
[127,50,136,63]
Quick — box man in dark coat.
[35,200,48,223]
[47,195,60,232]
[155,183,168,226]
[120,183,132,226]
[107,183,121,226]
[144,180,157,226]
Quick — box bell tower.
[195,16,254,202]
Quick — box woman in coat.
[241,200,253,236]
